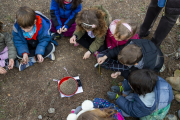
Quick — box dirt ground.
[0,0,180,120]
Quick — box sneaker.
[48,53,55,61]
[138,31,150,39]
[159,64,165,72]
[19,62,34,71]
[51,33,63,40]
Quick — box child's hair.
[55,0,82,10]
[76,7,108,37]
[118,44,142,65]
[16,6,36,28]
[114,19,137,41]
[0,21,3,33]
[77,109,117,120]
[128,69,158,96]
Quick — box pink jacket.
[106,19,139,49]
[106,29,139,49]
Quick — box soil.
[0,0,180,120]
[60,78,77,95]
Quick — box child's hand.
[8,59,14,69]
[61,26,67,32]
[22,53,29,64]
[83,51,91,59]
[57,28,62,34]
[0,66,7,74]
[37,54,44,63]
[70,35,76,44]
[111,72,121,78]
[97,55,107,64]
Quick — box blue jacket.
[115,77,173,118]
[50,0,81,30]
[13,11,57,56]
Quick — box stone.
[38,115,42,119]
[175,94,180,102]
[166,77,180,91]
[174,69,180,77]
[48,108,55,114]
[178,110,180,119]
[173,90,180,95]
[165,114,177,120]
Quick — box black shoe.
[51,33,63,40]
[138,31,150,39]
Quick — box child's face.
[21,26,34,32]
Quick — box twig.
[168,36,176,52]
[164,52,176,57]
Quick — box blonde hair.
[114,19,137,41]
[75,7,108,38]
[77,109,117,120]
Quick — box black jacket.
[165,0,180,15]
[105,39,164,79]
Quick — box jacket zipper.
[64,5,66,18]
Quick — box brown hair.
[118,44,142,65]
[77,109,117,120]
[55,0,82,10]
[16,6,36,28]
[75,7,108,37]
[114,19,137,41]
[0,21,3,33]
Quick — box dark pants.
[17,40,55,60]
[139,0,179,46]
[76,32,107,52]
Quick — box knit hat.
[67,100,95,120]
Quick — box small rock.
[165,114,177,120]
[38,115,42,119]
[174,69,180,77]
[166,77,180,91]
[175,94,180,102]
[48,108,55,113]
[178,110,180,119]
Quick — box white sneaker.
[49,53,55,61]
[160,64,165,72]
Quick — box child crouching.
[0,21,19,74]
[107,69,173,119]
[67,99,124,120]
[13,6,58,71]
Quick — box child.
[106,19,139,49]
[0,21,19,74]
[70,5,111,59]
[96,39,164,79]
[50,0,82,39]
[67,99,124,120]
[107,69,173,119]
[13,6,57,71]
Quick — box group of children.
[0,0,175,119]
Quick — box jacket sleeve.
[93,98,122,112]
[105,45,124,58]
[12,31,29,56]
[4,33,17,59]
[115,95,151,118]
[64,4,82,29]
[89,35,105,53]
[106,29,113,49]
[50,0,62,30]
[35,28,51,55]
